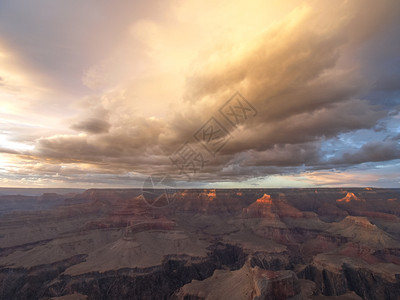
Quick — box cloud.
[240,143,321,168]
[71,118,111,134]
[332,141,400,166]
[1,0,400,187]
[221,99,384,155]
[24,2,398,177]
[0,147,19,155]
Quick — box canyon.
[0,188,399,299]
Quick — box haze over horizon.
[1,0,400,188]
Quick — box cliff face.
[0,188,399,299]
[299,263,400,299]
[1,243,245,300]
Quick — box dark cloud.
[219,99,384,155]
[0,147,20,154]
[71,118,111,134]
[374,74,400,93]
[240,143,321,168]
[332,141,400,166]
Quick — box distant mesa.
[244,194,303,219]
[244,194,275,218]
[337,192,363,203]
[206,190,216,201]
[256,193,272,204]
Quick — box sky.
[0,0,399,188]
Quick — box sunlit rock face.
[0,188,399,299]
[337,192,364,203]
